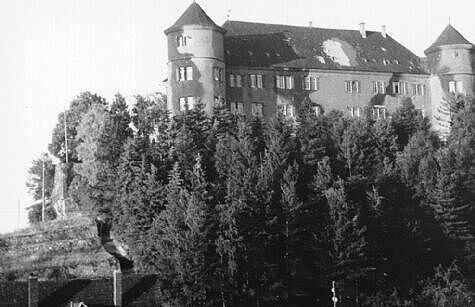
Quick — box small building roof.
[165,2,224,34]
[425,24,473,54]
[223,20,426,74]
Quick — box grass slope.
[0,214,116,281]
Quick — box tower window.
[345,80,360,93]
[449,80,463,93]
[177,66,193,81]
[251,103,263,117]
[177,35,191,47]
[179,96,195,111]
[302,76,319,91]
[214,67,224,82]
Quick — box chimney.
[359,22,366,38]
[381,25,387,38]
[309,21,313,27]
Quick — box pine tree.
[324,179,367,282]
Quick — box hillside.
[0,214,116,281]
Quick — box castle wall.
[226,66,430,118]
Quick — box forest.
[27,92,475,306]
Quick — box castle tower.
[424,25,475,135]
[164,2,226,115]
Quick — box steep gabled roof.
[222,21,426,74]
[165,2,223,34]
[425,24,473,54]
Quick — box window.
[285,76,294,89]
[179,97,195,111]
[251,103,263,117]
[401,82,408,96]
[177,35,191,47]
[276,76,285,89]
[345,80,360,93]
[250,74,264,88]
[236,75,242,87]
[392,81,401,94]
[257,74,263,88]
[177,66,193,81]
[349,106,362,117]
[229,74,243,87]
[413,84,425,96]
[449,80,463,93]
[281,104,295,118]
[214,67,224,82]
[303,76,319,91]
[276,75,294,89]
[230,102,244,115]
[372,106,386,120]
[372,81,386,94]
[250,74,256,88]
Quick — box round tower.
[164,2,226,115]
[425,24,475,96]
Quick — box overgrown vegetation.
[24,92,475,305]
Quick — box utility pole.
[17,199,20,229]
[41,155,45,222]
[64,110,69,164]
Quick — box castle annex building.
[165,2,475,133]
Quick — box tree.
[26,154,55,201]
[324,179,367,282]
[26,154,56,224]
[419,262,473,307]
[390,100,429,150]
[49,92,106,162]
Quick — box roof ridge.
[223,20,378,35]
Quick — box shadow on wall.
[123,275,159,305]
[368,72,414,116]
[39,279,93,307]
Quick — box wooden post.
[113,270,122,307]
[28,274,39,307]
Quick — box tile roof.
[425,24,473,54]
[222,21,427,74]
[165,2,223,34]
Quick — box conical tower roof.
[165,2,224,34]
[425,24,473,54]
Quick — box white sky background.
[0,0,473,233]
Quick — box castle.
[165,2,475,134]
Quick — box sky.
[0,0,474,233]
